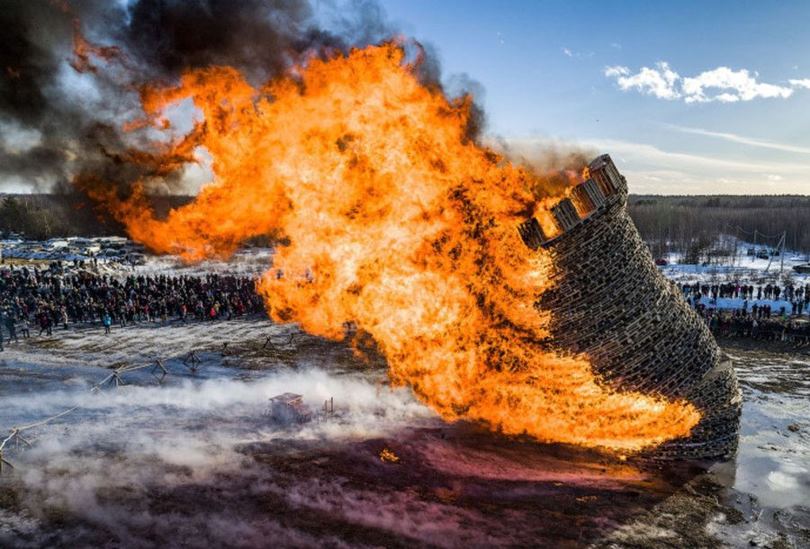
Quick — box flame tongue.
[90,43,699,452]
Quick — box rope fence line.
[0,359,196,472]
[711,224,795,274]
[0,405,82,470]
[0,329,301,472]
[0,360,159,472]
[723,224,786,241]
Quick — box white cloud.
[666,125,810,155]
[713,92,740,103]
[581,138,810,173]
[562,47,593,60]
[604,65,629,78]
[789,78,810,89]
[682,67,792,103]
[606,62,807,103]
[504,136,810,195]
[604,62,680,100]
[580,138,810,194]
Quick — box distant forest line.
[2,193,809,259]
[628,195,810,259]
[0,194,188,240]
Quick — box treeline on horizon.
[0,194,191,240]
[2,193,809,259]
[628,194,810,260]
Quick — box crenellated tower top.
[518,154,628,249]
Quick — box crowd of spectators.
[685,281,810,347]
[683,281,810,315]
[0,262,266,349]
[699,308,810,347]
[4,261,809,351]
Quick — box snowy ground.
[660,261,810,287]
[659,243,810,286]
[657,246,810,317]
[0,314,807,547]
[0,243,808,546]
[129,247,275,277]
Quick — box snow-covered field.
[131,247,275,277]
[0,240,807,546]
[659,242,810,285]
[4,233,808,284]
[657,244,810,317]
[660,260,810,286]
[0,312,806,546]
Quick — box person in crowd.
[4,310,18,344]
[38,310,53,336]
[19,316,30,339]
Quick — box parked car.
[654,258,668,266]
[793,263,810,274]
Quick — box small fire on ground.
[380,448,400,464]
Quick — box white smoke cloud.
[3,368,436,448]
[605,63,806,103]
[0,366,443,546]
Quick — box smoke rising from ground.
[1,365,440,547]
[0,360,658,547]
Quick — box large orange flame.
[86,43,699,452]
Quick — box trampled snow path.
[0,316,283,371]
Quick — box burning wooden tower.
[519,154,741,460]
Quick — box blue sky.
[3,0,805,195]
[378,0,810,194]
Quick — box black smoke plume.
[0,0,400,199]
